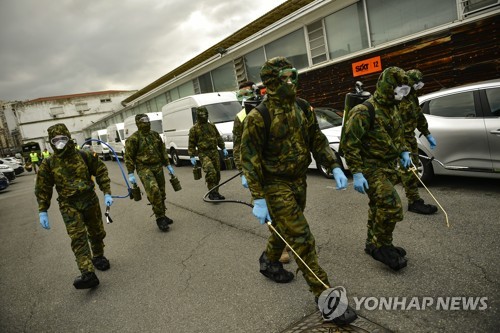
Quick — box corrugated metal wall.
[300,15,499,110]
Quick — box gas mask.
[413,81,425,90]
[51,135,69,150]
[137,116,151,132]
[196,108,209,124]
[394,85,411,101]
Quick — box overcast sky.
[0,0,287,101]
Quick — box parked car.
[3,156,23,164]
[416,79,500,182]
[0,172,9,191]
[0,158,24,175]
[0,164,15,181]
[308,107,348,178]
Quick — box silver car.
[416,79,500,182]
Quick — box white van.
[123,112,164,141]
[90,129,110,160]
[162,92,241,166]
[106,122,125,159]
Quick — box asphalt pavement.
[0,162,499,333]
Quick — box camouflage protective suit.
[241,57,343,297]
[188,107,226,193]
[35,123,111,274]
[125,114,172,220]
[340,67,409,250]
[399,70,431,203]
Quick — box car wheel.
[317,164,331,179]
[417,152,434,184]
[170,148,181,167]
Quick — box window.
[324,2,368,59]
[244,48,266,84]
[307,20,327,65]
[199,73,214,93]
[100,98,111,103]
[155,94,167,111]
[75,103,89,113]
[366,0,456,46]
[427,92,476,117]
[265,29,309,70]
[485,87,500,116]
[178,81,195,98]
[462,0,499,17]
[211,62,237,92]
[49,106,64,116]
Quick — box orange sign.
[352,56,382,77]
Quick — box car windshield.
[315,108,343,129]
[205,101,242,124]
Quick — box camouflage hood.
[47,123,75,155]
[373,66,409,106]
[135,113,151,133]
[196,107,208,124]
[260,56,297,104]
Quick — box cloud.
[0,0,286,101]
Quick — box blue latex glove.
[426,134,437,150]
[190,157,197,166]
[223,149,228,157]
[39,212,50,230]
[253,198,271,225]
[353,172,369,194]
[104,194,113,207]
[166,165,174,175]
[128,173,136,185]
[400,151,411,169]
[332,167,348,190]
[241,175,248,188]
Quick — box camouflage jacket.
[340,96,408,175]
[232,109,246,171]
[240,98,339,199]
[125,130,170,173]
[188,122,225,156]
[35,150,111,212]
[399,92,430,145]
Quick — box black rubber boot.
[208,192,220,200]
[371,246,407,271]
[408,199,438,214]
[365,243,406,257]
[259,251,294,283]
[92,255,110,271]
[73,271,99,289]
[156,217,170,232]
[165,216,174,225]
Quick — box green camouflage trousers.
[365,167,404,248]
[199,150,221,191]
[137,164,166,219]
[400,140,421,204]
[59,191,106,273]
[265,177,330,297]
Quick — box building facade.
[83,0,499,137]
[15,90,136,151]
[0,101,22,156]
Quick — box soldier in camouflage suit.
[340,67,412,271]
[188,107,228,200]
[35,123,113,289]
[399,69,438,214]
[125,114,175,232]
[240,57,356,326]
